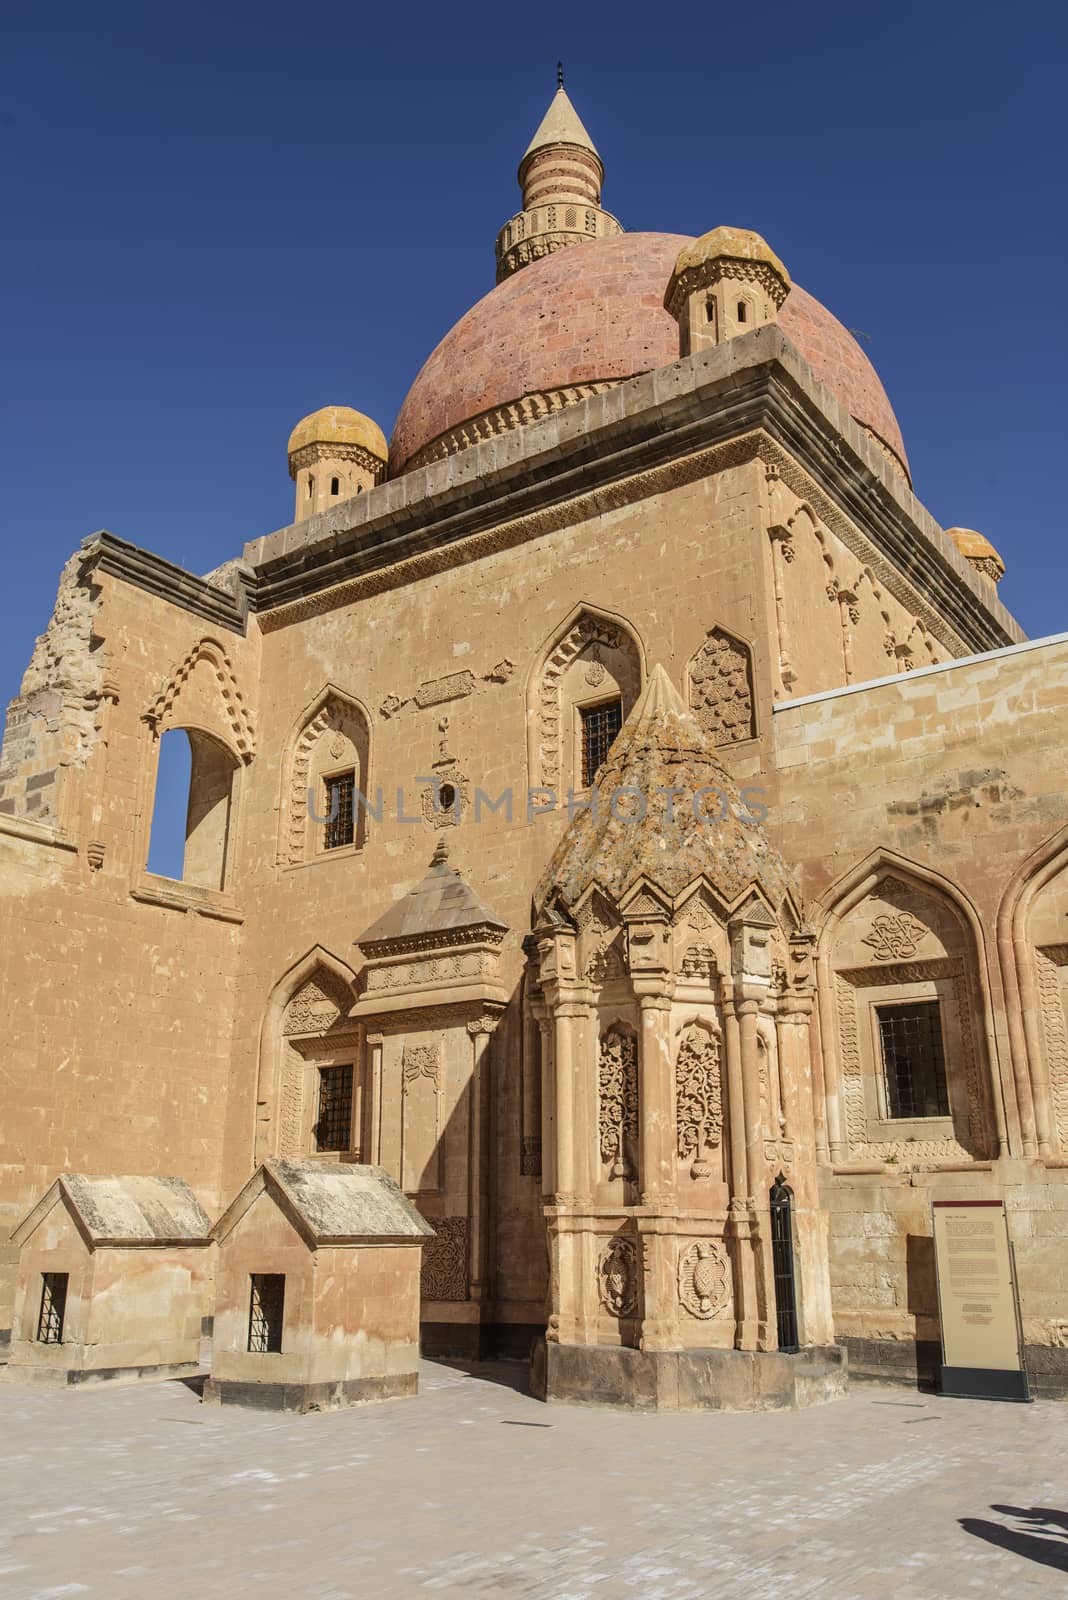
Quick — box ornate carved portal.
[598,1028,639,1179]
[675,1024,724,1178]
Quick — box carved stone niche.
[687,627,756,745]
[598,1235,639,1319]
[598,1026,639,1180]
[675,1021,724,1179]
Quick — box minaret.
[495,68,623,282]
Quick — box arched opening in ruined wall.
[147,726,240,890]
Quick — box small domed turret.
[665,226,791,358]
[287,406,388,522]
[945,527,1006,589]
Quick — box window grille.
[248,1274,285,1353]
[315,1063,353,1153]
[877,1002,949,1119]
[580,700,623,788]
[37,1272,68,1344]
[324,770,355,851]
[769,1175,799,1352]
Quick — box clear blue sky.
[3,0,1066,725]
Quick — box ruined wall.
[0,553,260,1333]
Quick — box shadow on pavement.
[961,1506,1068,1573]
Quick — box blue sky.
[3,0,1066,724]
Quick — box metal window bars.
[324,771,355,851]
[36,1272,68,1344]
[877,1002,949,1119]
[580,700,623,788]
[315,1063,353,1153]
[248,1274,285,1353]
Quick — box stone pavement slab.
[0,1359,1066,1599]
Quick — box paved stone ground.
[1,1359,1067,1599]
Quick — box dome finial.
[557,60,564,89]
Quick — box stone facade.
[1,83,1063,1403]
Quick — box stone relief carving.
[679,942,718,981]
[678,1240,731,1320]
[675,1024,724,1179]
[687,628,756,744]
[148,638,256,764]
[598,1236,638,1318]
[420,1215,468,1302]
[283,973,351,1036]
[377,658,516,722]
[834,958,988,1160]
[862,911,929,962]
[537,613,635,789]
[402,1043,440,1088]
[520,1135,542,1178]
[1036,947,1068,1150]
[588,938,625,984]
[598,1028,639,1179]
[414,671,476,709]
[283,692,366,866]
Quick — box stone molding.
[247,332,1020,658]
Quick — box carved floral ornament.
[420,1215,468,1302]
[678,1240,731,1319]
[675,1024,724,1178]
[598,1028,639,1179]
[402,1043,440,1089]
[598,1236,639,1318]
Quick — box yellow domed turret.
[946,528,1006,588]
[665,226,791,358]
[287,406,388,523]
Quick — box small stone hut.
[6,1174,211,1386]
[205,1158,433,1413]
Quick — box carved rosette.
[420,1215,468,1301]
[598,1236,638,1318]
[598,1028,638,1178]
[675,1025,723,1178]
[678,1240,731,1320]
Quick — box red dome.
[390,232,908,478]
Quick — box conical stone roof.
[522,86,600,162]
[357,839,508,952]
[535,665,799,922]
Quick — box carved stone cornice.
[247,332,1021,657]
[288,440,387,481]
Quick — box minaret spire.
[494,80,623,282]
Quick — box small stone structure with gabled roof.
[5,1174,211,1387]
[205,1159,433,1413]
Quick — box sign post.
[931,1199,1030,1402]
